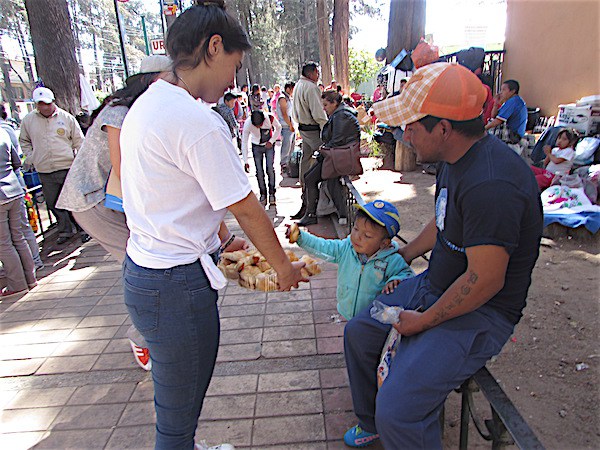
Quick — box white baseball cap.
[32,87,55,104]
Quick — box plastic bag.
[370,300,403,324]
[412,38,440,69]
[370,300,404,387]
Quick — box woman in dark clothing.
[297,90,360,226]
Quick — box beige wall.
[504,0,600,116]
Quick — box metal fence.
[441,50,505,95]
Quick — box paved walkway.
[0,154,399,449]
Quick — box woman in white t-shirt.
[119,3,306,450]
[531,128,579,190]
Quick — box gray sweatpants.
[0,197,36,291]
[72,202,146,346]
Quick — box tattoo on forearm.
[426,269,479,328]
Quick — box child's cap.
[353,200,401,238]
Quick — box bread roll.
[223,263,239,279]
[300,255,321,275]
[257,261,272,272]
[288,224,300,243]
[221,250,247,262]
[255,272,278,291]
[285,249,299,262]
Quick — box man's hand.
[382,279,401,294]
[244,163,250,173]
[265,142,273,149]
[277,260,308,291]
[290,125,295,133]
[392,310,427,336]
[224,236,249,252]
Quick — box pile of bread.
[218,249,321,291]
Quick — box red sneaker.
[129,339,152,371]
[1,287,28,298]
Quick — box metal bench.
[456,367,545,449]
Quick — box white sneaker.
[195,441,235,450]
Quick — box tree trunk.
[394,139,416,172]
[332,0,349,93]
[316,0,332,86]
[0,39,19,121]
[386,0,426,65]
[25,0,81,114]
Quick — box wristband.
[221,233,236,252]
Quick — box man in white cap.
[342,63,543,449]
[19,87,85,244]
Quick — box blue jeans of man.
[280,126,296,167]
[252,143,275,197]
[344,272,515,449]
[123,255,220,450]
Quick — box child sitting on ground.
[531,128,579,190]
[286,200,414,320]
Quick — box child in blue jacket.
[287,200,414,320]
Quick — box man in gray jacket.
[292,62,328,218]
[19,87,85,244]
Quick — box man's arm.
[19,119,34,166]
[398,218,437,265]
[394,244,509,336]
[308,87,328,128]
[279,97,294,131]
[70,116,84,152]
[484,117,503,130]
[269,115,282,143]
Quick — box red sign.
[150,39,166,55]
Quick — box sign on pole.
[150,39,166,55]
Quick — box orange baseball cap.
[373,62,487,126]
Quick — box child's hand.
[382,280,401,294]
[285,223,300,243]
[543,145,551,155]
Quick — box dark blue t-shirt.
[498,95,527,137]
[427,134,543,324]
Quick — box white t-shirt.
[120,79,251,288]
[546,146,575,175]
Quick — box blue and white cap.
[354,200,401,238]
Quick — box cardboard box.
[557,104,600,135]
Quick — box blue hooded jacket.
[297,231,414,320]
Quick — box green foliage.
[348,47,382,89]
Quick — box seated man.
[485,79,528,145]
[344,63,543,449]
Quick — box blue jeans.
[344,272,514,449]
[252,144,275,197]
[280,126,296,167]
[123,255,220,450]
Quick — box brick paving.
[0,155,395,449]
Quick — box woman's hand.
[277,260,308,291]
[223,236,249,252]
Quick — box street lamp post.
[113,0,129,78]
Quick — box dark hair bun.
[193,0,226,9]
